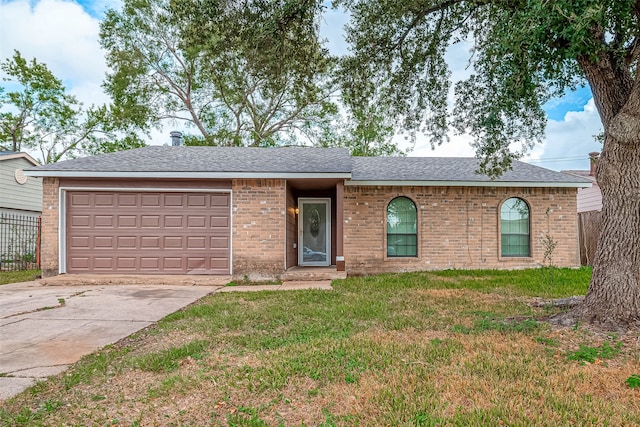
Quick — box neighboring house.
[563,152,602,214]
[0,151,42,217]
[24,146,591,279]
[1,152,42,268]
[563,152,602,265]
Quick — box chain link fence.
[0,213,41,271]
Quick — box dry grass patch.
[3,267,640,426]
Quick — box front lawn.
[2,267,639,426]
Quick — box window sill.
[498,256,534,262]
[384,256,419,261]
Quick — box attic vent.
[14,168,27,184]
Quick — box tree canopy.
[101,0,337,147]
[0,51,144,163]
[338,0,632,176]
[338,0,640,327]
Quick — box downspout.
[336,180,345,271]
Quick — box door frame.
[298,197,331,266]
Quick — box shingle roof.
[26,146,352,175]
[0,151,39,165]
[351,157,591,185]
[24,146,591,187]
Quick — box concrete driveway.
[0,280,223,400]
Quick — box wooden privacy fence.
[578,210,601,266]
[0,213,41,271]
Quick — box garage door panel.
[95,194,115,206]
[188,194,207,207]
[187,216,206,228]
[164,216,183,227]
[69,257,90,270]
[211,194,229,207]
[118,216,137,227]
[94,257,114,270]
[140,258,160,269]
[71,193,91,206]
[71,215,90,227]
[163,236,183,249]
[187,236,206,249]
[95,236,114,249]
[116,236,136,249]
[141,216,160,228]
[211,216,229,228]
[116,258,137,269]
[187,258,206,269]
[163,258,184,270]
[118,193,138,206]
[70,236,90,249]
[67,191,231,274]
[164,194,183,206]
[141,236,161,248]
[141,194,161,206]
[211,236,229,249]
[210,257,229,269]
[94,215,114,227]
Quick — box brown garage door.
[66,191,231,274]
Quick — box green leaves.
[102,0,340,147]
[339,0,639,174]
[0,50,145,163]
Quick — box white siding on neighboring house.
[562,170,602,213]
[577,183,602,213]
[0,156,43,214]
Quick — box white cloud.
[0,0,107,105]
[524,98,602,171]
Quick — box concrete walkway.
[0,278,332,400]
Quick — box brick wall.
[41,177,60,277]
[232,179,286,279]
[343,185,579,275]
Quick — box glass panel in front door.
[302,202,328,264]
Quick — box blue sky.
[0,0,603,170]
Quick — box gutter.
[23,171,352,179]
[344,180,592,188]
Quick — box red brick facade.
[343,185,580,275]
[231,179,286,279]
[41,177,60,278]
[39,178,580,279]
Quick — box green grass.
[0,269,40,285]
[567,340,623,364]
[626,374,640,389]
[131,340,208,372]
[2,266,638,426]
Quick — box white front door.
[298,198,331,266]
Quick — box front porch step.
[281,267,347,282]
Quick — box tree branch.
[391,0,480,51]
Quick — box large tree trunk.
[578,54,640,328]
[582,136,640,327]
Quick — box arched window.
[387,197,417,257]
[500,197,530,257]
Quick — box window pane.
[387,197,417,257]
[500,197,530,257]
